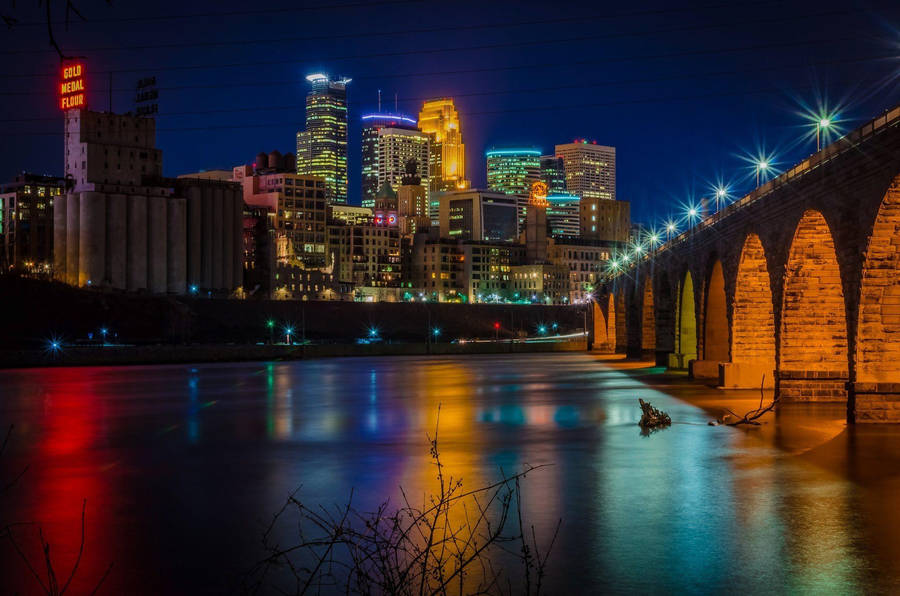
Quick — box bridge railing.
[625,104,900,268]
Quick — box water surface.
[1,353,899,593]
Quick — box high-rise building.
[556,140,618,240]
[438,190,518,243]
[360,113,429,208]
[296,73,351,205]
[1,173,66,274]
[555,140,615,201]
[539,155,567,194]
[486,148,541,232]
[485,148,541,196]
[418,98,468,220]
[546,194,580,238]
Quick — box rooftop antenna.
[377,89,381,112]
[394,92,398,113]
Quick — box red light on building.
[59,62,86,111]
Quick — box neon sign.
[60,62,86,111]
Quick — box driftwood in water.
[638,399,671,429]
[710,375,778,426]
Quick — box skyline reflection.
[1,355,899,593]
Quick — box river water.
[1,353,899,594]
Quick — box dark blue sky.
[2,0,898,224]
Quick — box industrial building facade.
[54,110,242,294]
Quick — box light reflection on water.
[1,353,899,594]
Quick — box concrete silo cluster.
[54,110,242,295]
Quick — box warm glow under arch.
[615,292,626,352]
[703,260,729,362]
[678,271,698,363]
[780,209,848,376]
[731,234,775,369]
[606,293,617,352]
[856,174,900,382]
[641,279,655,352]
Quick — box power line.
[2,0,786,56]
[6,0,429,27]
[4,77,880,137]
[0,53,891,124]
[0,35,872,97]
[0,6,869,76]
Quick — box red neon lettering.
[59,62,86,111]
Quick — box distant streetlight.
[432,327,441,339]
[816,118,832,151]
[284,326,294,345]
[687,207,699,225]
[714,187,728,211]
[665,221,677,241]
[538,325,547,335]
[756,160,769,187]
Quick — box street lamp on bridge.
[714,186,728,211]
[816,117,832,151]
[755,160,769,188]
[665,220,677,241]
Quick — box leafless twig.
[243,407,558,595]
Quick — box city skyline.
[2,0,897,224]
[3,3,900,593]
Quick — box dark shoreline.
[0,339,588,369]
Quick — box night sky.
[2,0,898,225]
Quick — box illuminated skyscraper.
[546,194,580,237]
[539,155,567,194]
[486,148,541,232]
[360,113,429,209]
[418,98,468,220]
[485,148,541,196]
[296,73,351,205]
[554,141,615,201]
[555,141,617,239]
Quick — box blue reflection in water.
[186,369,199,443]
[3,353,895,594]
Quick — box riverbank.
[0,338,588,369]
[593,353,900,490]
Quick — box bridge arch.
[605,293,617,352]
[703,259,729,363]
[779,209,848,402]
[641,277,655,354]
[730,233,776,386]
[856,174,900,384]
[676,270,698,367]
[615,291,626,353]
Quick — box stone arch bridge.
[595,105,900,423]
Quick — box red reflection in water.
[7,368,115,594]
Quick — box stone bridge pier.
[593,105,900,423]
